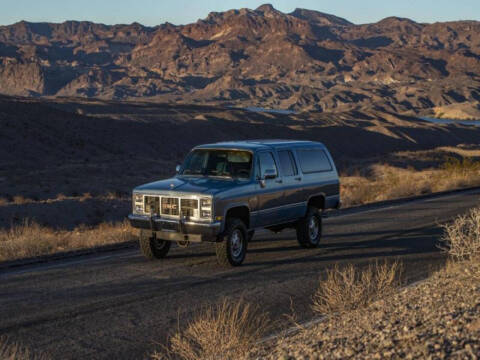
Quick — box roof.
[195,140,324,151]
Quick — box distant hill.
[0,4,479,113]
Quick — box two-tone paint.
[128,140,340,242]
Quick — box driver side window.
[257,152,278,179]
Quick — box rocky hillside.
[254,260,480,360]
[0,4,479,112]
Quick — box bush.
[0,219,135,262]
[341,158,480,208]
[0,338,42,360]
[441,207,480,261]
[155,299,270,360]
[442,156,480,174]
[312,261,402,315]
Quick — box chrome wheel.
[215,218,247,266]
[230,229,244,259]
[297,207,322,249]
[308,216,319,241]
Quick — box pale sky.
[1,0,479,26]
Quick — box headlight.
[134,193,143,203]
[133,193,144,213]
[200,197,212,219]
[200,198,212,208]
[200,209,212,218]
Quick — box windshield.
[181,149,253,179]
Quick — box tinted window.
[278,150,298,177]
[258,152,278,178]
[297,149,332,174]
[182,150,252,179]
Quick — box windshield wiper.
[199,173,231,179]
[181,173,205,177]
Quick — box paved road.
[1,189,480,359]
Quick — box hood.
[134,176,244,195]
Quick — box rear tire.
[139,230,171,260]
[216,218,247,266]
[296,206,322,248]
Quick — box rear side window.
[297,149,332,174]
[278,150,298,177]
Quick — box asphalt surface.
[1,189,480,359]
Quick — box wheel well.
[225,206,250,229]
[308,195,325,210]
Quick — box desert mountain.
[0,4,479,113]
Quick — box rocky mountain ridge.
[0,4,479,113]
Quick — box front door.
[252,151,284,227]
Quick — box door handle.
[275,179,283,184]
[294,177,302,181]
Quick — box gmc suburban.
[128,140,340,266]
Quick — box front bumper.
[128,214,221,242]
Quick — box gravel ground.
[254,260,480,359]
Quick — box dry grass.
[0,338,43,360]
[154,299,270,360]
[0,191,127,206]
[252,209,480,359]
[441,207,480,261]
[55,193,68,201]
[12,195,30,205]
[257,258,480,360]
[79,192,93,202]
[312,261,402,315]
[341,157,480,207]
[0,219,135,262]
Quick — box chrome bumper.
[128,214,221,242]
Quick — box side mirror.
[263,168,277,180]
[175,165,181,174]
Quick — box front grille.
[161,197,179,216]
[144,196,160,215]
[142,195,200,218]
[181,199,199,217]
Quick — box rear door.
[276,148,305,221]
[294,147,339,207]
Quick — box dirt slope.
[1,95,480,204]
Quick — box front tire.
[296,206,322,248]
[216,218,248,266]
[139,230,171,260]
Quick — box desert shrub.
[312,261,402,315]
[0,219,135,262]
[340,176,378,206]
[341,158,480,208]
[442,156,480,174]
[0,337,42,360]
[0,219,59,261]
[12,195,29,205]
[104,190,126,200]
[79,192,93,202]
[441,207,480,261]
[155,299,270,360]
[55,193,68,200]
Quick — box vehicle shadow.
[245,224,444,267]
[140,224,443,267]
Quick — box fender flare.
[221,202,251,232]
